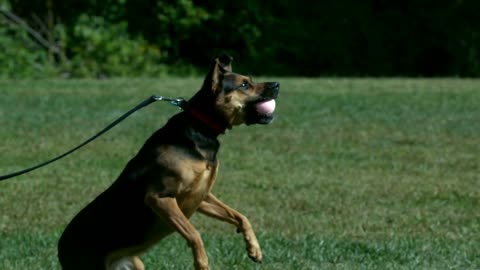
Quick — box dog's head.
[197,54,280,127]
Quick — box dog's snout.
[262,82,280,99]
[266,82,280,90]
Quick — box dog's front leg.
[198,193,262,263]
[145,194,209,270]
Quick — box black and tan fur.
[57,54,280,270]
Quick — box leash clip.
[152,95,187,109]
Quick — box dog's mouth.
[255,99,276,115]
[245,98,277,125]
[244,81,280,125]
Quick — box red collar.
[183,105,228,135]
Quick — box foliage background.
[1,0,480,78]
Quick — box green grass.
[1,78,479,269]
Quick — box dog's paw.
[194,262,209,270]
[247,245,263,263]
[193,257,209,270]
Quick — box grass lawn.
[0,78,479,269]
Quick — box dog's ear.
[216,53,233,73]
[202,54,233,93]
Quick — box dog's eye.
[239,82,250,90]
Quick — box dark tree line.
[1,0,480,77]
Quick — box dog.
[57,54,280,270]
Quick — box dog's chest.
[176,160,218,217]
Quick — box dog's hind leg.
[197,193,262,263]
[107,256,144,270]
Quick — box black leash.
[0,95,186,181]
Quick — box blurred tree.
[1,0,480,77]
